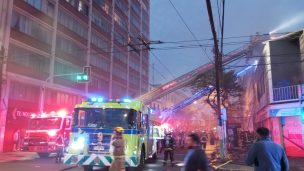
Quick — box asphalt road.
[0,151,186,171]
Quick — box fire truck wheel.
[139,146,146,166]
[38,152,50,158]
[152,152,157,160]
[83,165,93,171]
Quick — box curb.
[59,165,79,171]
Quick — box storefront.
[268,107,304,157]
[3,99,38,152]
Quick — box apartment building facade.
[239,30,304,157]
[0,0,149,152]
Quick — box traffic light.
[76,66,91,83]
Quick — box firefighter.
[162,132,176,166]
[201,131,208,149]
[109,127,125,171]
[55,134,64,163]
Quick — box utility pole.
[205,0,226,159]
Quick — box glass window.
[91,32,110,51]
[58,10,87,38]
[56,35,86,59]
[29,118,62,130]
[8,44,50,73]
[11,11,52,44]
[24,0,54,17]
[73,108,138,129]
[90,54,110,72]
[92,10,111,33]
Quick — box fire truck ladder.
[137,45,251,104]
[159,87,212,121]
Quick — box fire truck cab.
[23,111,72,158]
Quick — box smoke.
[269,12,304,34]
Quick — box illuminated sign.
[12,108,36,119]
[270,108,301,117]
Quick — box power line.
[150,51,176,79]
[149,63,169,82]
[168,0,213,62]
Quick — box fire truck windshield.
[28,117,62,130]
[73,108,137,129]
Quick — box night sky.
[150,0,304,84]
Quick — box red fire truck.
[23,110,72,158]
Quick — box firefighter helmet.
[114,127,124,133]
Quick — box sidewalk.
[205,145,253,171]
[0,151,38,163]
[206,145,304,171]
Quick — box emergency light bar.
[89,97,104,102]
[87,97,133,103]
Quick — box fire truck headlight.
[47,130,57,137]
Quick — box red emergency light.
[161,81,177,90]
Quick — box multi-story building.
[238,30,304,157]
[0,0,149,152]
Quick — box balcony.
[273,85,300,102]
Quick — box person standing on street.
[245,127,289,171]
[109,127,125,171]
[55,134,64,163]
[13,129,20,151]
[201,131,208,149]
[183,133,208,171]
[162,132,176,166]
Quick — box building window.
[113,12,128,31]
[11,11,52,44]
[90,75,108,89]
[130,17,140,30]
[56,35,86,59]
[113,63,127,81]
[58,9,88,38]
[8,44,50,74]
[113,48,127,64]
[65,0,89,16]
[131,1,141,16]
[9,81,39,102]
[90,54,110,72]
[24,0,54,17]
[93,0,106,6]
[115,0,128,16]
[114,31,127,45]
[103,4,110,15]
[92,10,111,33]
[130,72,140,85]
[54,61,82,80]
[91,32,110,51]
[129,56,140,72]
[112,83,127,98]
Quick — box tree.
[190,69,242,113]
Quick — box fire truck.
[23,110,72,158]
[64,98,158,171]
